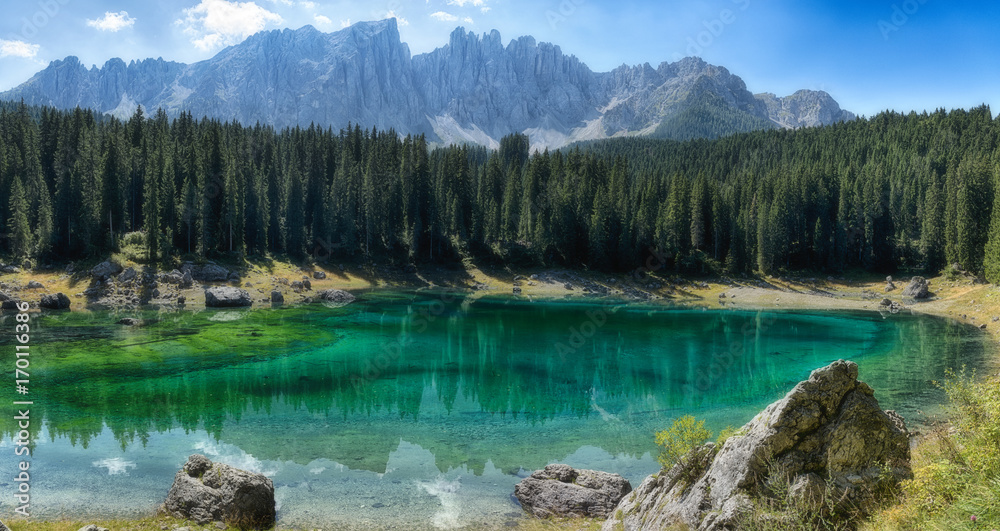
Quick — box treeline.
[1,102,1000,279]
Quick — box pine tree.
[7,176,32,259]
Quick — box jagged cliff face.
[2,20,854,148]
[755,89,856,129]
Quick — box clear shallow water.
[0,292,990,529]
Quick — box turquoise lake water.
[0,292,990,529]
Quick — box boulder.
[514,464,632,519]
[119,267,137,283]
[77,526,109,531]
[313,270,327,280]
[195,264,230,282]
[39,293,71,310]
[204,287,252,308]
[91,260,123,280]
[902,276,929,299]
[0,292,23,310]
[117,318,141,326]
[604,360,911,531]
[317,289,356,305]
[181,270,194,288]
[270,290,284,304]
[163,454,275,529]
[1,265,20,274]
[26,280,44,289]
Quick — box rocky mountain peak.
[2,21,855,149]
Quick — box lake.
[0,291,990,529]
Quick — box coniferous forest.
[2,101,1000,280]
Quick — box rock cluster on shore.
[600,360,911,530]
[514,464,632,518]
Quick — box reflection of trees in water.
[1,298,987,472]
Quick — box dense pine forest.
[1,101,999,279]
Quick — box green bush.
[655,415,712,469]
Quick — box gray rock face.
[514,464,632,518]
[755,90,856,129]
[204,287,252,307]
[317,289,356,305]
[604,360,911,531]
[3,22,853,150]
[902,276,930,299]
[91,260,123,280]
[163,454,275,529]
[39,293,71,310]
[194,264,231,282]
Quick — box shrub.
[655,415,712,469]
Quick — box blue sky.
[0,0,996,118]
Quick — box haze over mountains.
[1,19,854,149]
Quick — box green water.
[0,292,990,529]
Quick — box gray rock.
[317,289,356,305]
[1,265,20,274]
[313,270,327,279]
[91,260,123,280]
[117,318,141,326]
[603,360,911,531]
[177,295,186,305]
[204,287,252,308]
[77,525,109,531]
[902,276,930,299]
[119,267,137,283]
[195,264,230,282]
[26,280,44,289]
[270,290,284,304]
[302,279,311,290]
[39,293,71,310]
[163,454,275,529]
[0,292,22,310]
[514,464,632,518]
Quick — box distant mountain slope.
[1,20,854,148]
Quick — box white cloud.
[299,1,317,8]
[430,11,459,22]
[464,16,474,24]
[0,40,40,59]
[86,11,137,32]
[340,18,351,28]
[178,0,283,52]
[314,14,332,27]
[447,0,485,6]
[384,10,409,26]
[481,6,491,13]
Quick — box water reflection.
[0,295,989,477]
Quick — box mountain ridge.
[1,20,855,148]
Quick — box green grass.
[866,370,1000,530]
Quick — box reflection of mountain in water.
[3,294,986,475]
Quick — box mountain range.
[0,19,855,149]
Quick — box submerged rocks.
[902,276,930,299]
[204,287,252,308]
[163,454,275,529]
[604,360,911,531]
[515,464,632,519]
[39,293,71,310]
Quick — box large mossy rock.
[604,360,911,531]
[163,454,275,529]
[39,292,71,310]
[515,464,632,518]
